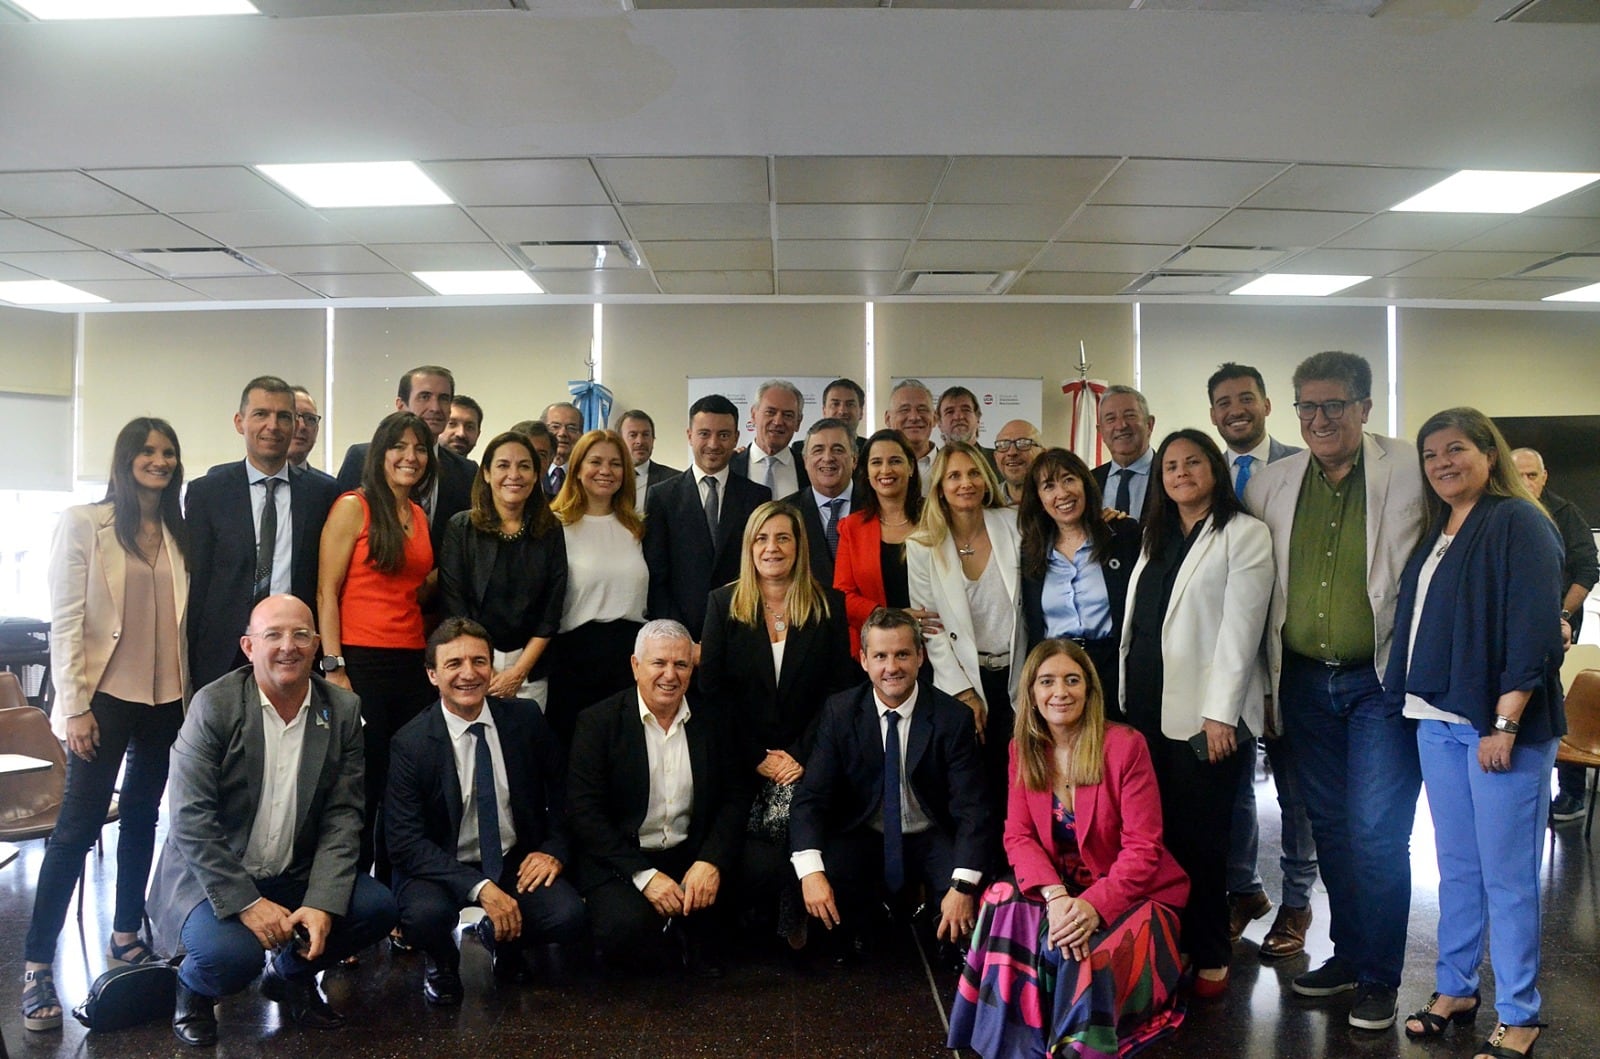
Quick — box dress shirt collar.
[812,483,854,510]
[244,459,291,486]
[1111,447,1154,476]
[694,463,731,493]
[1229,436,1274,470]
[256,682,311,724]
[440,699,495,741]
[873,682,919,722]
[637,690,691,736]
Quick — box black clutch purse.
[72,962,178,1032]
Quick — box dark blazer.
[636,460,682,511]
[642,469,771,635]
[149,669,364,954]
[565,689,749,893]
[698,583,859,771]
[385,698,570,905]
[790,683,993,873]
[1021,516,1142,649]
[1386,494,1567,743]
[730,446,810,494]
[1545,489,1599,637]
[336,441,476,549]
[782,486,854,588]
[438,512,567,674]
[184,460,339,689]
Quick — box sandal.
[1404,990,1480,1039]
[22,967,63,1032]
[1476,1022,1543,1059]
[107,934,162,967]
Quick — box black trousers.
[545,620,641,748]
[581,844,729,957]
[396,861,586,971]
[818,826,955,929]
[344,645,434,881]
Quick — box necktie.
[253,478,279,602]
[1234,454,1256,498]
[763,452,777,494]
[1113,467,1133,515]
[824,497,845,557]
[548,464,566,496]
[468,722,504,883]
[702,475,720,538]
[882,709,904,893]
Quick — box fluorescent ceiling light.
[0,280,108,305]
[15,0,257,18]
[254,162,452,209]
[1231,274,1370,297]
[413,271,543,296]
[1391,170,1600,214]
[1543,281,1600,303]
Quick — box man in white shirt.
[540,401,585,495]
[885,379,939,484]
[1092,385,1156,522]
[732,379,809,498]
[150,595,396,1047]
[785,417,857,586]
[566,620,748,977]
[619,408,681,510]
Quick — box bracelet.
[1045,892,1070,905]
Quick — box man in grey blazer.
[1242,351,1426,1031]
[150,595,396,1046]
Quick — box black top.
[1123,522,1204,737]
[439,513,568,678]
[880,539,910,609]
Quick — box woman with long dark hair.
[23,418,190,1032]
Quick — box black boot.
[172,981,218,1047]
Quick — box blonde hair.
[550,430,644,541]
[909,439,1005,548]
[1013,639,1106,791]
[728,501,832,630]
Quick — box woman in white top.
[546,429,649,745]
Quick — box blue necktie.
[468,722,503,883]
[882,710,904,893]
[824,497,845,557]
[1234,454,1256,498]
[1113,467,1133,515]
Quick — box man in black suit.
[566,620,748,975]
[619,408,680,511]
[643,394,770,636]
[783,417,856,588]
[730,379,809,498]
[812,377,869,460]
[185,375,339,689]
[386,618,585,1006]
[541,401,585,496]
[287,385,336,486]
[790,607,993,951]
[335,364,475,546]
[1092,384,1157,521]
[937,385,998,471]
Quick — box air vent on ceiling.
[1516,253,1600,281]
[902,271,1004,295]
[1163,246,1290,272]
[1131,273,1232,295]
[118,247,270,278]
[515,241,640,270]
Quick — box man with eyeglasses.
[540,401,585,496]
[992,420,1043,506]
[1241,350,1426,1032]
[186,376,339,690]
[287,387,335,486]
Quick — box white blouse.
[559,513,648,632]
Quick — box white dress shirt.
[1227,436,1274,492]
[748,443,799,499]
[441,703,518,897]
[243,685,311,880]
[696,464,733,529]
[634,461,653,507]
[244,460,293,595]
[632,692,695,891]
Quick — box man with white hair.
[732,379,809,498]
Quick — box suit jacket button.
[949,632,958,640]
[112,630,120,639]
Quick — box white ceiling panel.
[1519,254,1600,280]
[422,159,610,206]
[326,206,486,244]
[1269,247,1432,275]
[935,157,1118,206]
[70,278,209,302]
[655,270,775,295]
[1339,276,1476,300]
[532,270,663,296]
[294,273,432,298]
[1007,272,1140,295]
[0,219,86,253]
[365,242,516,270]
[180,276,321,300]
[903,241,1042,269]
[1164,245,1289,271]
[920,204,1070,242]
[595,157,769,205]
[1196,209,1366,247]
[1058,206,1228,245]
[1452,217,1600,253]
[242,244,398,274]
[1456,278,1584,301]
[620,204,771,241]
[1243,165,1447,213]
[639,240,773,270]
[0,171,152,218]
[177,209,356,247]
[773,157,945,204]
[87,167,295,214]
[0,250,155,281]
[36,213,218,249]
[1392,250,1549,279]
[1528,182,1600,218]
[469,205,627,243]
[775,270,900,296]
[1091,159,1287,207]
[0,261,38,281]
[772,240,907,271]
[774,204,927,240]
[1325,213,1505,250]
[1137,274,1233,295]
[1030,242,1179,273]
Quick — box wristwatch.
[1561,609,1572,621]
[949,877,980,896]
[320,655,346,674]
[1493,714,1520,734]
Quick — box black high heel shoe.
[1404,991,1480,1039]
[1475,1022,1544,1059]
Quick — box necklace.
[955,532,983,557]
[765,602,787,632]
[1434,532,1454,560]
[497,521,526,543]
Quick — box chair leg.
[1586,769,1597,842]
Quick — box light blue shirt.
[1104,448,1154,521]
[244,460,293,595]
[1041,545,1113,640]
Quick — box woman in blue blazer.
[1388,408,1565,1059]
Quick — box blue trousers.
[177,874,397,998]
[1226,734,1319,908]
[1279,652,1421,988]
[1417,721,1556,1027]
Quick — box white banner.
[686,376,841,449]
[890,376,1043,447]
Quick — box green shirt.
[1283,453,1376,664]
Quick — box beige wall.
[0,307,74,397]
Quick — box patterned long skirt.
[948,879,1185,1059]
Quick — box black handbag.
[72,962,178,1032]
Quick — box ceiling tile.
[1196,209,1366,247]
[1518,254,1600,280]
[920,204,1068,242]
[87,167,295,213]
[176,208,355,246]
[595,157,768,205]
[1136,274,1232,295]
[328,206,485,244]
[180,276,322,300]
[1527,181,1600,219]
[294,274,432,298]
[1338,277,1476,300]
[0,250,155,281]
[1392,251,1550,279]
[1452,217,1600,253]
[1058,206,1226,245]
[1164,246,1289,271]
[775,270,900,296]
[242,244,398,274]
[638,240,772,271]
[70,278,209,303]
[775,204,926,240]
[772,240,906,271]
[422,159,610,206]
[773,157,945,204]
[1269,247,1432,275]
[655,270,774,295]
[1031,242,1178,273]
[1007,272,1140,295]
[533,270,662,296]
[936,157,1118,206]
[1244,164,1447,213]
[620,204,770,241]
[469,205,627,243]
[903,241,1042,269]
[1091,159,1286,208]
[365,242,516,271]
[1324,212,1503,250]
[1455,278,1586,301]
[0,261,39,281]
[0,171,152,217]
[35,213,218,250]
[0,219,86,253]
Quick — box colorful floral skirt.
[948,879,1185,1059]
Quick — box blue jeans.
[1279,652,1421,988]
[177,874,397,998]
[1417,721,1556,1026]
[24,694,183,964]
[1226,734,1319,908]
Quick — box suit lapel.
[95,515,128,632]
[427,704,465,840]
[492,700,530,835]
[905,697,933,776]
[470,530,496,608]
[1362,434,1391,574]
[1165,518,1218,620]
[292,684,332,837]
[242,675,267,818]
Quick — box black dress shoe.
[172,982,218,1047]
[260,966,346,1030]
[684,938,725,980]
[536,943,573,987]
[492,950,533,985]
[422,958,463,1007]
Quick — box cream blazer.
[907,506,1026,709]
[48,503,190,738]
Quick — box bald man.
[992,419,1042,505]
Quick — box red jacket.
[1005,724,1188,924]
[833,511,886,660]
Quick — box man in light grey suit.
[1207,362,1317,962]
[150,595,396,1047]
[1242,351,1426,1031]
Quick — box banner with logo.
[687,376,841,449]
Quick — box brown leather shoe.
[1260,904,1312,959]
[1228,891,1272,941]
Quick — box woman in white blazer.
[907,440,1026,822]
[22,418,190,1033]
[1118,428,1272,997]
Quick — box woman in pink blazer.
[950,639,1188,1059]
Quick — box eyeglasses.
[993,438,1040,453]
[249,628,317,647]
[1293,399,1355,422]
[295,413,322,426]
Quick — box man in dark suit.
[1092,384,1156,521]
[619,408,681,511]
[541,401,585,496]
[335,364,475,546]
[386,618,585,1006]
[730,379,809,498]
[783,417,856,587]
[287,385,336,486]
[937,385,998,471]
[643,394,770,636]
[790,607,993,953]
[566,620,748,975]
[185,375,339,689]
[810,377,869,460]
[150,595,396,1046]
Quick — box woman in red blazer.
[950,639,1189,1059]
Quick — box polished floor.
[3,766,1598,1059]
